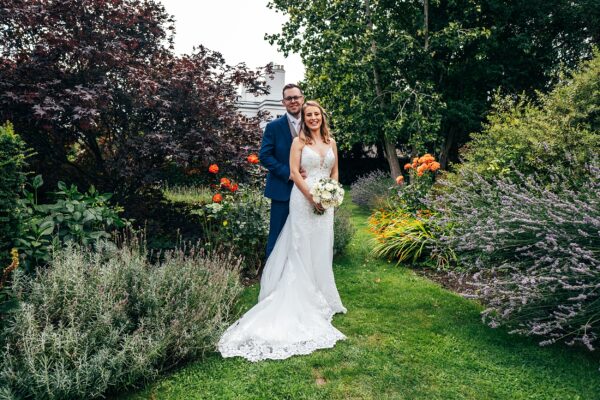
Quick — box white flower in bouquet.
[310,178,344,214]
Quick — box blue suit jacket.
[259,115,294,201]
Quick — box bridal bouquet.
[310,178,344,214]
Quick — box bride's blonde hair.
[300,100,332,145]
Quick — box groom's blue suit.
[259,114,296,259]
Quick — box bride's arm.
[290,137,314,201]
[330,139,339,181]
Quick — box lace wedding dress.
[218,145,347,362]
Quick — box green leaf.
[32,174,43,189]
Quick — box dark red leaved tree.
[0,0,271,198]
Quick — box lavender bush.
[0,241,242,399]
[430,162,600,350]
[350,170,395,208]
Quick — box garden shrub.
[430,161,600,349]
[196,187,269,275]
[457,51,600,185]
[367,154,451,268]
[396,154,441,213]
[333,207,355,256]
[350,170,395,208]
[0,241,243,399]
[16,177,128,273]
[0,122,26,266]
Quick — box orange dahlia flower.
[395,175,405,185]
[418,154,435,164]
[429,161,441,172]
[229,183,239,192]
[212,193,223,203]
[247,154,259,164]
[404,163,412,170]
[220,177,231,188]
[208,164,219,174]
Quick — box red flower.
[220,177,231,189]
[247,154,259,164]
[208,164,219,174]
[229,183,239,192]
[212,193,223,203]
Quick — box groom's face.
[282,87,304,117]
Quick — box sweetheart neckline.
[303,145,333,159]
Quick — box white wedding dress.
[218,145,347,362]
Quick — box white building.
[237,64,287,122]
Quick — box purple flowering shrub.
[429,162,600,350]
[350,170,395,208]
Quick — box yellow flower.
[223,220,228,227]
[1,248,19,290]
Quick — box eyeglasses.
[283,95,303,102]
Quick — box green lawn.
[119,200,600,400]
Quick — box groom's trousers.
[265,199,289,261]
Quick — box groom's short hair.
[282,83,303,98]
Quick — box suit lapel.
[280,115,293,146]
[286,116,297,138]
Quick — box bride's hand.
[312,201,325,213]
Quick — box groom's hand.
[300,167,307,179]
[289,167,308,181]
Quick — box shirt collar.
[286,112,301,126]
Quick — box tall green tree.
[267,0,599,173]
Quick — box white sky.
[159,0,305,84]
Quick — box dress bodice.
[301,145,335,185]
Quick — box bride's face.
[303,106,322,132]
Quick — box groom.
[259,83,306,261]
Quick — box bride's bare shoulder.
[292,136,305,147]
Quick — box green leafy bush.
[333,207,355,256]
[16,177,128,272]
[195,188,269,275]
[0,122,27,266]
[458,51,600,184]
[0,241,243,399]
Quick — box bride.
[218,100,347,362]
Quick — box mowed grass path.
[121,200,600,399]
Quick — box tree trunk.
[365,0,402,179]
[439,126,455,169]
[383,137,402,178]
